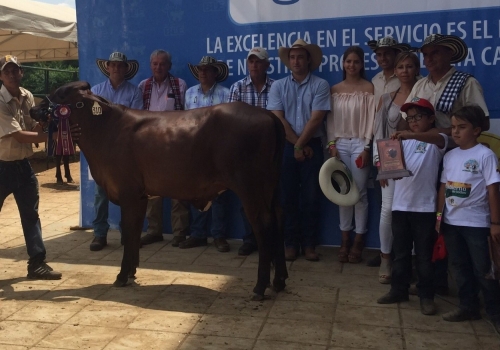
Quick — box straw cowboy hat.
[279,39,323,71]
[367,36,411,52]
[96,51,139,80]
[419,34,468,63]
[319,158,360,206]
[188,56,229,82]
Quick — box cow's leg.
[114,195,147,287]
[251,215,272,300]
[272,201,287,293]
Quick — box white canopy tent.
[0,0,77,62]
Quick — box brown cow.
[30,81,287,299]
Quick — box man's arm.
[270,110,299,144]
[295,110,328,148]
[10,128,47,144]
[435,182,446,233]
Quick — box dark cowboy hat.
[419,34,468,64]
[367,36,411,52]
[187,56,229,82]
[278,39,323,71]
[96,52,139,80]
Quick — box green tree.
[21,60,79,97]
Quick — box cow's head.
[30,81,112,126]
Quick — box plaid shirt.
[228,76,274,108]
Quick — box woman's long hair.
[342,46,366,80]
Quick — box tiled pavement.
[0,158,499,349]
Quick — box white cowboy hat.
[278,39,323,71]
[319,158,360,206]
[188,56,229,83]
[419,34,468,64]
[367,36,411,52]
[96,52,139,80]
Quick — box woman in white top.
[327,46,375,263]
[372,51,420,283]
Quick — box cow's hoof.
[113,278,128,287]
[252,293,265,301]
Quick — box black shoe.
[442,308,481,322]
[238,242,257,256]
[377,291,409,304]
[27,261,62,280]
[213,238,230,252]
[420,298,437,315]
[140,233,163,246]
[178,237,208,249]
[171,236,186,247]
[366,253,381,267]
[90,236,107,251]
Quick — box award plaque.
[376,138,412,180]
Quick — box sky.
[32,0,76,8]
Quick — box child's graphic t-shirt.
[392,134,448,212]
[441,143,500,227]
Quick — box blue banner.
[75,0,500,247]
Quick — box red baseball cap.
[401,97,435,114]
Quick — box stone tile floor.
[0,157,499,349]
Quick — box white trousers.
[379,179,395,254]
[336,138,370,234]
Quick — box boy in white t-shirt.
[377,98,448,316]
[436,105,500,335]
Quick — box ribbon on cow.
[53,105,75,156]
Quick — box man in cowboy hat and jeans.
[405,34,489,133]
[138,49,189,248]
[267,39,330,261]
[90,51,143,251]
[367,36,411,105]
[0,55,62,279]
[178,56,231,252]
[229,47,274,256]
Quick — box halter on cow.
[30,81,287,300]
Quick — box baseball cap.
[247,47,269,61]
[0,55,21,71]
[401,97,435,114]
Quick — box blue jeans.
[0,159,46,262]
[442,223,500,320]
[92,183,110,238]
[190,191,229,239]
[280,138,323,249]
[391,211,435,299]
